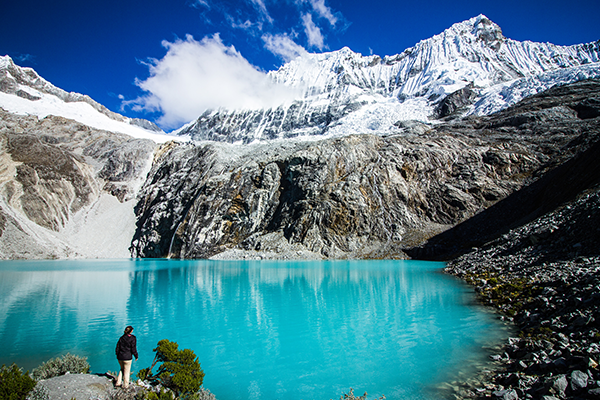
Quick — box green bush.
[25,384,50,400]
[31,353,90,380]
[145,388,175,400]
[336,388,385,400]
[196,388,216,400]
[0,364,37,400]
[138,339,205,399]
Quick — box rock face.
[130,131,531,259]
[131,79,600,260]
[0,109,156,258]
[407,79,600,260]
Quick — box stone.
[551,375,568,397]
[571,370,589,391]
[493,388,519,400]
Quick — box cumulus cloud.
[262,33,309,62]
[127,35,300,129]
[301,14,325,50]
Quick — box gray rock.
[571,370,589,391]
[35,373,115,400]
[493,388,518,400]
[436,83,478,118]
[551,374,568,397]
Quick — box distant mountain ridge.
[0,55,176,142]
[180,15,600,143]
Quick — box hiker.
[115,325,138,388]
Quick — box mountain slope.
[0,55,178,143]
[1,16,599,261]
[132,79,600,259]
[0,57,172,258]
[180,15,600,143]
[0,108,157,258]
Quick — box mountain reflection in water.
[0,259,509,400]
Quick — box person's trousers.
[116,359,133,387]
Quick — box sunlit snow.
[0,90,179,143]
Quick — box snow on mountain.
[0,55,181,143]
[181,15,600,143]
[2,15,599,145]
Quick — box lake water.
[0,259,509,400]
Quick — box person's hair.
[124,326,134,335]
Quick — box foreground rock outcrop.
[439,183,600,399]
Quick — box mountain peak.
[471,15,504,49]
[429,15,504,51]
[183,14,600,143]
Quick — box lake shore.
[444,188,600,399]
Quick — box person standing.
[115,325,138,388]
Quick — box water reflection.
[0,259,508,400]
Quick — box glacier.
[180,15,600,143]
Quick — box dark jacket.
[116,334,138,360]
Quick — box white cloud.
[301,13,325,50]
[262,33,309,62]
[228,16,263,33]
[249,0,273,24]
[128,35,301,129]
[309,0,337,26]
[189,0,209,9]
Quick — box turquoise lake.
[0,259,509,399]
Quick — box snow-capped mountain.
[180,15,600,143]
[0,55,177,143]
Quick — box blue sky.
[1,0,599,129]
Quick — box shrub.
[196,387,216,400]
[138,339,205,399]
[336,388,385,400]
[0,364,37,400]
[31,353,90,380]
[145,388,175,400]
[25,384,50,400]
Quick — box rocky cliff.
[0,109,156,258]
[131,79,600,260]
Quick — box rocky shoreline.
[442,185,600,399]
